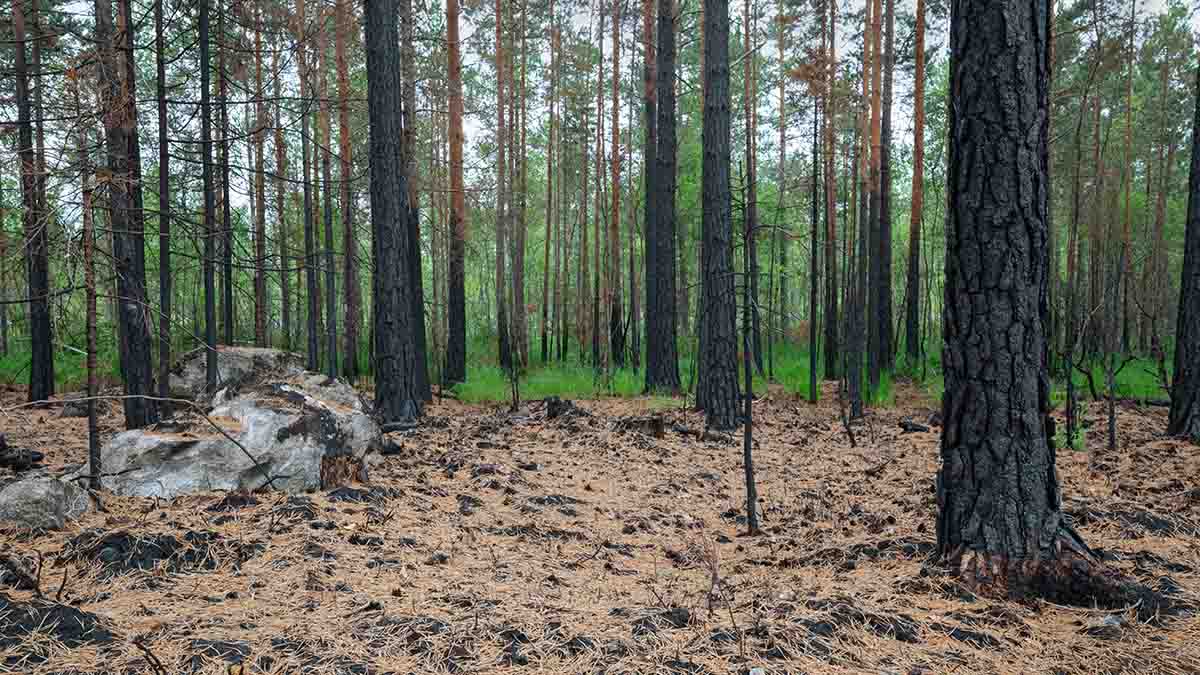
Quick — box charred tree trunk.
[542,0,556,363]
[12,0,53,402]
[445,0,467,384]
[365,0,423,422]
[156,0,172,400]
[743,0,762,375]
[645,0,681,392]
[494,0,513,373]
[337,0,361,376]
[904,0,925,365]
[698,0,739,430]
[201,0,218,393]
[98,0,157,427]
[878,0,895,371]
[642,0,658,380]
[866,0,882,392]
[514,0,530,368]
[937,0,1157,607]
[609,0,625,370]
[401,0,430,399]
[1169,65,1200,442]
[318,22,338,378]
[253,6,268,348]
[218,9,235,346]
[273,50,292,352]
[822,0,839,381]
[297,0,320,371]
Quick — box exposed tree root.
[947,531,1182,622]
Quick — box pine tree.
[698,0,740,430]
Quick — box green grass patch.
[865,370,896,407]
[450,362,647,404]
[0,342,123,392]
[1050,356,1170,406]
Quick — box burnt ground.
[0,380,1198,674]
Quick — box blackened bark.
[743,0,762,376]
[878,0,895,372]
[822,0,838,381]
[849,125,866,419]
[218,10,234,346]
[642,0,659,386]
[156,0,171,403]
[98,0,157,428]
[937,0,1135,603]
[298,8,320,372]
[1169,65,1200,442]
[445,0,467,385]
[200,0,218,393]
[336,0,360,377]
[320,32,338,379]
[12,0,53,402]
[904,0,925,366]
[698,0,739,430]
[274,50,292,352]
[400,0,431,400]
[645,0,680,393]
[365,0,422,422]
[810,103,820,402]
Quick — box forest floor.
[1,380,1199,674]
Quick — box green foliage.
[451,363,642,404]
[865,370,895,408]
[1051,356,1170,405]
[0,342,123,392]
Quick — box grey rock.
[0,474,89,530]
[84,377,381,498]
[169,346,306,400]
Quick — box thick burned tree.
[97,0,157,428]
[644,0,681,393]
[697,0,739,430]
[365,0,423,423]
[12,0,53,402]
[938,0,1164,606]
[1169,65,1200,442]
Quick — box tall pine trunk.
[494,0,512,372]
[273,51,292,352]
[936,0,1155,608]
[156,0,172,399]
[646,0,681,392]
[98,0,157,427]
[743,0,762,375]
[218,9,235,346]
[253,5,268,347]
[401,0,431,398]
[12,0,53,401]
[337,0,361,376]
[319,21,338,377]
[1168,65,1200,441]
[542,0,556,362]
[365,0,423,422]
[878,0,894,370]
[822,0,839,381]
[200,0,218,392]
[445,0,467,384]
[698,0,739,429]
[904,0,925,365]
[297,0,320,370]
[609,0,625,370]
